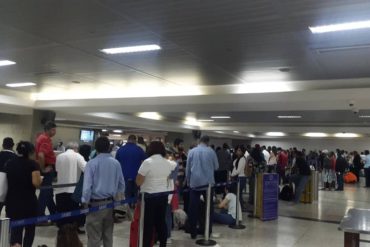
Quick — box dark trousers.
[144,195,168,247]
[189,188,214,238]
[11,225,35,247]
[38,172,57,216]
[239,177,247,208]
[365,168,370,187]
[214,170,228,194]
[337,173,344,190]
[56,192,83,227]
[248,175,255,205]
[0,202,3,215]
[125,179,138,208]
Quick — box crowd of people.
[1,120,370,247]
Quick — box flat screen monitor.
[80,129,94,142]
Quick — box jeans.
[365,168,370,187]
[10,225,35,247]
[213,209,236,225]
[292,175,309,203]
[38,171,57,216]
[166,204,172,238]
[336,173,344,190]
[188,188,214,238]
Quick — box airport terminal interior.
[1,1,370,246]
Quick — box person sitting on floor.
[213,184,242,225]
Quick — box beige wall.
[0,113,32,145]
[53,126,81,146]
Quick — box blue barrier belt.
[11,181,237,228]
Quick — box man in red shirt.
[36,121,57,219]
[277,148,289,184]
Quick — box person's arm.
[213,152,219,171]
[38,152,46,170]
[136,160,148,187]
[32,171,42,188]
[81,163,93,203]
[136,174,145,186]
[186,152,192,185]
[218,197,229,209]
[77,153,87,172]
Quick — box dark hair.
[226,183,237,194]
[147,141,166,157]
[222,143,229,149]
[95,137,110,153]
[128,135,136,142]
[174,138,183,147]
[16,141,35,158]
[365,150,370,155]
[138,136,145,145]
[44,121,57,131]
[56,224,83,247]
[200,135,210,144]
[235,145,246,155]
[79,144,92,162]
[2,137,14,150]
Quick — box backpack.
[279,184,294,201]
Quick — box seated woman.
[213,184,242,226]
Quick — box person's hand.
[44,166,53,173]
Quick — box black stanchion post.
[229,178,246,229]
[0,218,10,247]
[196,184,217,246]
[138,193,145,247]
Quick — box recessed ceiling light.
[6,82,36,88]
[334,133,359,138]
[198,119,214,122]
[303,132,328,137]
[215,131,224,134]
[277,115,302,119]
[113,130,122,133]
[0,60,16,67]
[309,20,370,33]
[102,129,108,132]
[112,134,122,137]
[359,115,370,118]
[137,112,162,120]
[210,116,231,119]
[248,134,256,138]
[266,132,285,137]
[233,131,240,133]
[101,44,161,54]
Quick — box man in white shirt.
[262,146,270,164]
[55,142,87,228]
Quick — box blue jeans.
[292,175,309,203]
[213,209,235,225]
[166,204,172,238]
[189,188,214,238]
[38,172,57,216]
[337,173,344,190]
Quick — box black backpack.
[279,184,294,201]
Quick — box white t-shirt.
[138,154,175,194]
[225,193,243,220]
[263,150,270,163]
[55,149,86,194]
[231,157,246,177]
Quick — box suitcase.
[344,172,357,183]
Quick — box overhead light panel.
[248,134,256,138]
[215,131,224,134]
[334,133,359,138]
[309,20,370,33]
[304,132,328,137]
[102,129,108,132]
[0,60,16,67]
[277,115,302,119]
[113,130,123,133]
[211,116,231,119]
[137,112,162,120]
[6,82,36,88]
[233,131,240,133]
[101,44,161,54]
[198,119,214,122]
[359,115,370,118]
[266,132,285,137]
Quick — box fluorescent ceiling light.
[113,130,122,133]
[184,117,201,126]
[102,129,108,132]
[309,20,370,33]
[334,133,359,138]
[266,132,285,137]
[112,134,122,137]
[6,82,36,88]
[359,115,370,118]
[211,116,231,119]
[101,44,161,54]
[304,132,328,137]
[0,60,16,67]
[198,119,214,122]
[248,134,256,138]
[277,115,302,119]
[137,112,162,120]
[215,131,224,134]
[233,131,240,133]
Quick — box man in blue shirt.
[186,135,219,239]
[82,137,125,247]
[116,135,146,200]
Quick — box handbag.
[71,173,84,203]
[0,171,8,202]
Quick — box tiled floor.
[3,179,370,246]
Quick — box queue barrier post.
[229,178,246,229]
[0,218,10,247]
[196,184,217,246]
[138,193,145,247]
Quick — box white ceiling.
[1,0,370,138]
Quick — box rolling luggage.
[344,172,357,183]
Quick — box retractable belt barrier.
[10,181,236,229]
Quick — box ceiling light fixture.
[0,60,16,67]
[137,112,163,120]
[233,131,240,133]
[277,115,302,119]
[309,20,370,33]
[248,134,256,138]
[266,132,285,137]
[210,116,231,119]
[198,119,214,122]
[113,130,123,133]
[303,132,328,137]
[6,82,36,88]
[359,115,370,118]
[102,129,108,132]
[334,133,359,138]
[215,131,224,134]
[101,44,161,54]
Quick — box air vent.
[316,44,370,54]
